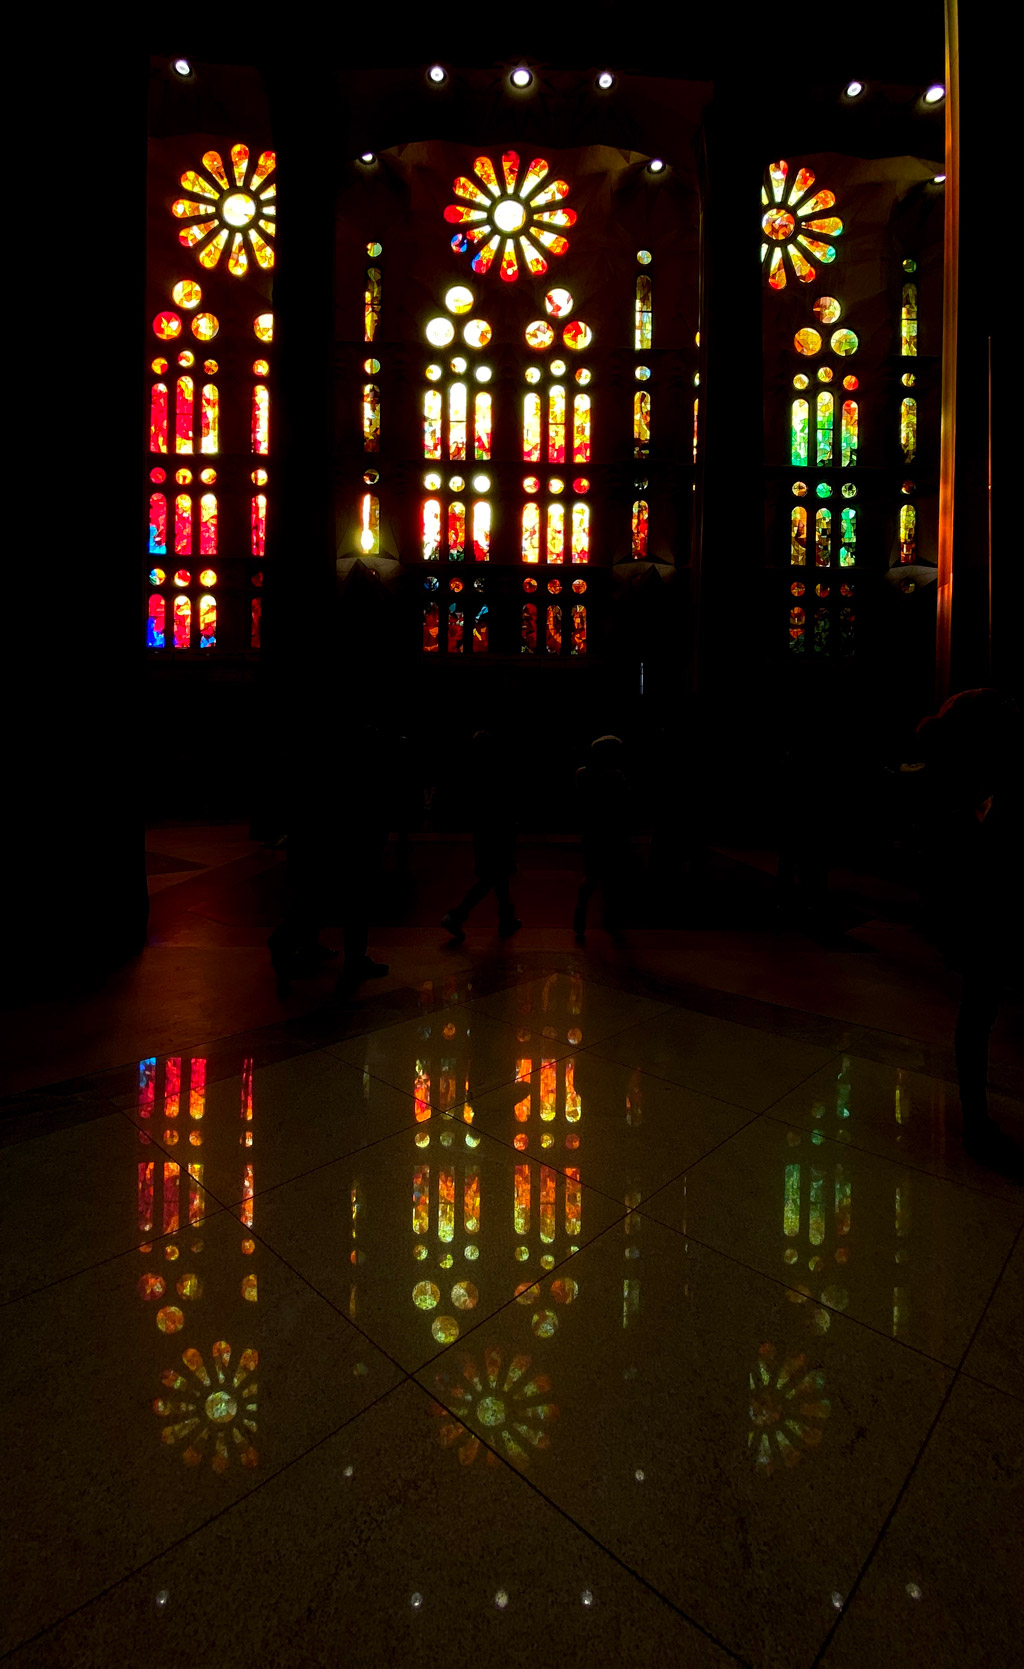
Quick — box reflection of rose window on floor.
[445,152,576,282]
[155,1340,259,1472]
[433,1346,558,1469]
[747,1342,830,1473]
[761,161,842,291]
[172,145,276,276]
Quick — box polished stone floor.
[2,841,1023,1667]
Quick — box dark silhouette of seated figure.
[269,724,389,990]
[916,689,1023,1175]
[574,734,629,943]
[441,730,520,941]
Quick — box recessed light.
[648,158,665,174]
[845,80,864,98]
[428,64,446,84]
[360,152,375,164]
[510,67,532,88]
[172,58,192,77]
[933,173,946,183]
[923,83,945,104]
[597,71,614,89]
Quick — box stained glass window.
[632,500,649,559]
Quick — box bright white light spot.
[648,159,666,174]
[495,1590,509,1609]
[635,1468,645,1481]
[172,59,191,77]
[511,67,532,88]
[474,366,492,383]
[906,1582,923,1600]
[494,199,527,232]
[845,80,864,98]
[155,1589,170,1610]
[582,1589,595,1607]
[924,83,945,103]
[410,1593,423,1610]
[597,71,614,89]
[360,152,375,164]
[472,474,491,493]
[342,1464,354,1477]
[831,1592,844,1610]
[428,65,446,83]
[933,174,946,183]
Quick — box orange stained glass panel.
[514,1164,531,1234]
[252,385,269,454]
[173,594,191,649]
[174,494,192,555]
[250,149,276,189]
[522,502,540,563]
[199,593,216,648]
[197,228,229,269]
[150,383,168,453]
[439,1169,455,1241]
[251,494,267,556]
[531,177,569,208]
[540,1167,557,1242]
[547,502,565,563]
[413,1166,430,1233]
[634,390,650,457]
[360,494,380,554]
[448,501,466,559]
[200,384,218,453]
[454,175,493,207]
[251,596,261,649]
[565,1168,581,1238]
[474,392,492,459]
[899,503,916,562]
[500,242,519,282]
[154,311,182,341]
[423,602,439,651]
[571,604,586,655]
[546,603,562,655]
[423,390,442,459]
[548,386,566,463]
[523,392,542,462]
[791,506,807,563]
[632,499,649,558]
[572,395,591,463]
[423,498,442,560]
[175,377,194,454]
[502,151,519,193]
[472,500,490,561]
[448,601,464,653]
[364,269,382,342]
[362,383,380,451]
[199,493,217,555]
[571,502,589,563]
[635,277,652,351]
[449,383,467,459]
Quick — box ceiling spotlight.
[172,58,192,77]
[933,173,946,183]
[360,152,376,164]
[845,80,864,98]
[510,67,532,88]
[427,64,446,84]
[597,71,614,89]
[923,83,946,104]
[648,158,666,174]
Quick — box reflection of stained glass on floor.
[433,1346,558,1469]
[155,1340,259,1472]
[748,1343,829,1473]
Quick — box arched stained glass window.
[423,498,442,560]
[547,501,565,563]
[147,593,166,649]
[546,604,562,655]
[635,275,652,350]
[522,502,540,563]
[448,501,466,560]
[176,377,194,453]
[251,494,266,556]
[149,494,167,555]
[474,393,492,459]
[363,383,380,451]
[522,601,537,653]
[571,603,586,655]
[901,283,917,356]
[423,390,442,459]
[815,392,833,465]
[200,384,219,452]
[199,493,217,555]
[364,267,381,341]
[572,395,590,463]
[840,400,857,466]
[150,384,168,452]
[815,507,831,566]
[198,592,217,648]
[900,397,917,462]
[571,502,589,563]
[899,503,916,563]
[791,506,807,564]
[840,507,856,566]
[548,386,566,463]
[523,392,542,462]
[791,400,809,466]
[173,594,191,649]
[252,385,269,453]
[634,391,650,458]
[471,500,490,561]
[632,499,649,559]
[360,493,380,554]
[175,494,192,554]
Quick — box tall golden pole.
[936,0,959,701]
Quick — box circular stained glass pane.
[637,249,652,265]
[547,579,561,594]
[172,280,202,309]
[523,476,540,493]
[901,372,916,387]
[367,241,383,257]
[793,481,807,496]
[572,578,587,593]
[563,321,592,351]
[903,258,917,273]
[450,578,463,592]
[413,1281,439,1310]
[426,317,455,347]
[151,357,168,374]
[813,296,842,324]
[150,467,166,483]
[222,192,256,227]
[762,209,795,240]
[831,329,859,356]
[523,577,538,592]
[815,483,832,498]
[191,313,219,341]
[445,285,474,315]
[177,350,194,367]
[472,474,490,492]
[635,365,651,381]
[424,472,442,490]
[794,328,822,356]
[156,1306,184,1333]
[572,477,590,493]
[448,475,465,491]
[842,483,858,498]
[817,366,834,383]
[843,375,859,391]
[199,568,217,587]
[253,314,274,342]
[793,374,809,389]
[253,358,269,376]
[466,318,496,348]
[363,357,380,374]
[902,480,915,495]
[252,468,268,485]
[203,359,218,374]
[153,312,182,340]
[175,468,192,484]
[525,367,542,384]
[545,288,574,318]
[451,1281,478,1310]
[199,468,217,484]
[575,368,592,385]
[494,198,527,232]
[431,1315,459,1344]
[174,569,191,586]
[425,364,442,381]
[424,576,439,590]
[525,320,555,350]
[474,365,492,383]
[548,478,564,494]
[450,356,468,374]
[149,568,166,585]
[550,359,567,377]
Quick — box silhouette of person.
[441,729,520,941]
[573,734,629,943]
[916,689,1023,1175]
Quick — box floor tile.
[417,1214,948,1668]
[643,1116,1022,1365]
[0,1110,219,1304]
[471,969,673,1048]
[469,1052,753,1205]
[232,1123,625,1373]
[962,1230,1024,1400]
[118,1049,418,1210]
[327,1003,572,1104]
[769,1052,1024,1205]
[0,1211,401,1658]
[13,1380,739,1669]
[587,1007,836,1112]
[819,1378,1023,1669]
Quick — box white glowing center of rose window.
[493,199,527,233]
[222,192,257,227]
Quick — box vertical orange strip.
[936,0,959,701]
[438,1169,455,1241]
[138,1161,154,1233]
[539,1166,556,1243]
[240,1162,253,1226]
[189,1164,205,1224]
[162,1162,180,1234]
[189,1058,206,1121]
[464,1167,480,1234]
[413,1166,430,1234]
[565,1167,581,1239]
[514,1165,531,1234]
